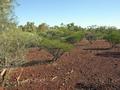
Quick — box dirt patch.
[4,40,120,90]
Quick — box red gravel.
[5,40,120,90]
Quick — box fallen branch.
[16,68,24,85]
[0,68,7,82]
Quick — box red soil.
[5,40,120,90]
[0,87,4,90]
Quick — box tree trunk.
[51,49,64,61]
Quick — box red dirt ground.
[5,40,120,90]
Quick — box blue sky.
[15,0,120,28]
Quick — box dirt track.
[5,40,120,90]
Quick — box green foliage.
[94,32,104,39]
[86,26,118,40]
[64,31,84,44]
[66,23,83,31]
[0,30,41,68]
[103,31,120,47]
[20,22,37,32]
[41,38,73,51]
[0,0,15,31]
[37,23,48,31]
[40,38,73,61]
[38,29,65,41]
[36,28,76,61]
[37,28,84,44]
[85,32,96,44]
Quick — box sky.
[15,0,120,28]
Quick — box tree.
[21,22,37,32]
[40,38,73,61]
[85,26,118,40]
[103,31,120,48]
[67,23,83,31]
[0,0,15,31]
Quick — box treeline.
[18,22,120,46]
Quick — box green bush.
[103,31,120,47]
[64,31,84,44]
[0,30,41,68]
